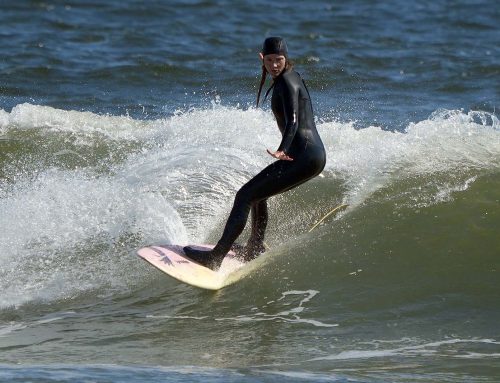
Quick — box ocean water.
[1,1,499,382]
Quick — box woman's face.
[260,53,286,78]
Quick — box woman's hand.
[267,149,293,161]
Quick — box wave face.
[1,104,499,381]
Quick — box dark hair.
[256,60,294,107]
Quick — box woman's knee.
[234,187,252,208]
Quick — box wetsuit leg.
[250,200,268,245]
[229,200,267,260]
[243,199,268,261]
[184,148,325,269]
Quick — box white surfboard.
[137,244,246,290]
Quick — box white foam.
[215,290,338,328]
[5,103,149,140]
[0,167,187,309]
[1,104,499,307]
[309,338,500,361]
[145,289,337,328]
[318,108,500,206]
[1,105,279,308]
[0,108,9,134]
[0,323,27,337]
[432,175,478,204]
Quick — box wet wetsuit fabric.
[184,69,326,269]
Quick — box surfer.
[184,37,326,269]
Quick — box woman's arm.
[276,73,300,154]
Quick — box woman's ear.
[258,52,264,60]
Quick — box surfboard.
[137,244,246,290]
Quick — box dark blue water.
[1,1,499,382]
[2,1,498,127]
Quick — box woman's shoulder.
[281,69,300,80]
[279,69,301,88]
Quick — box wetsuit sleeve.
[277,76,300,154]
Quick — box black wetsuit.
[184,69,326,269]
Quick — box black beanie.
[262,37,288,57]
